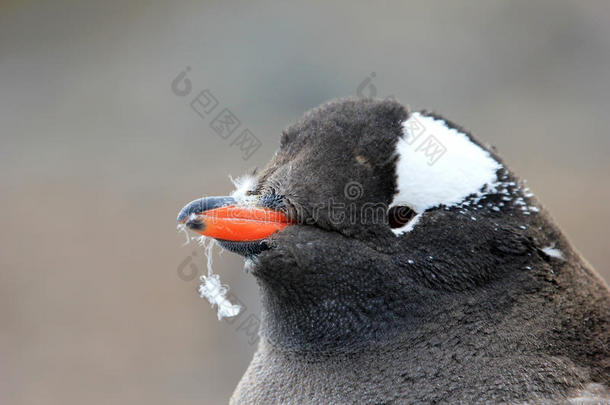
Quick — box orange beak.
[177,197,293,242]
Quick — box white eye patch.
[391,112,502,234]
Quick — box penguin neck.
[253,262,551,355]
[255,276,461,353]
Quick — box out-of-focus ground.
[1,1,609,404]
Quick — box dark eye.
[388,206,417,229]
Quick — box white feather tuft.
[179,227,242,320]
[197,238,242,320]
[176,223,191,245]
[229,174,257,205]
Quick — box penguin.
[177,98,609,404]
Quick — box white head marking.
[391,112,502,234]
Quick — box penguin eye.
[388,206,417,229]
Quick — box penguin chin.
[216,239,271,257]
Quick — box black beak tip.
[177,196,237,223]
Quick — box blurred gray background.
[1,1,609,404]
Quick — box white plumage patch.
[391,112,502,234]
[542,245,565,260]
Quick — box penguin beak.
[177,196,293,242]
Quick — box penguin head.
[178,98,552,349]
